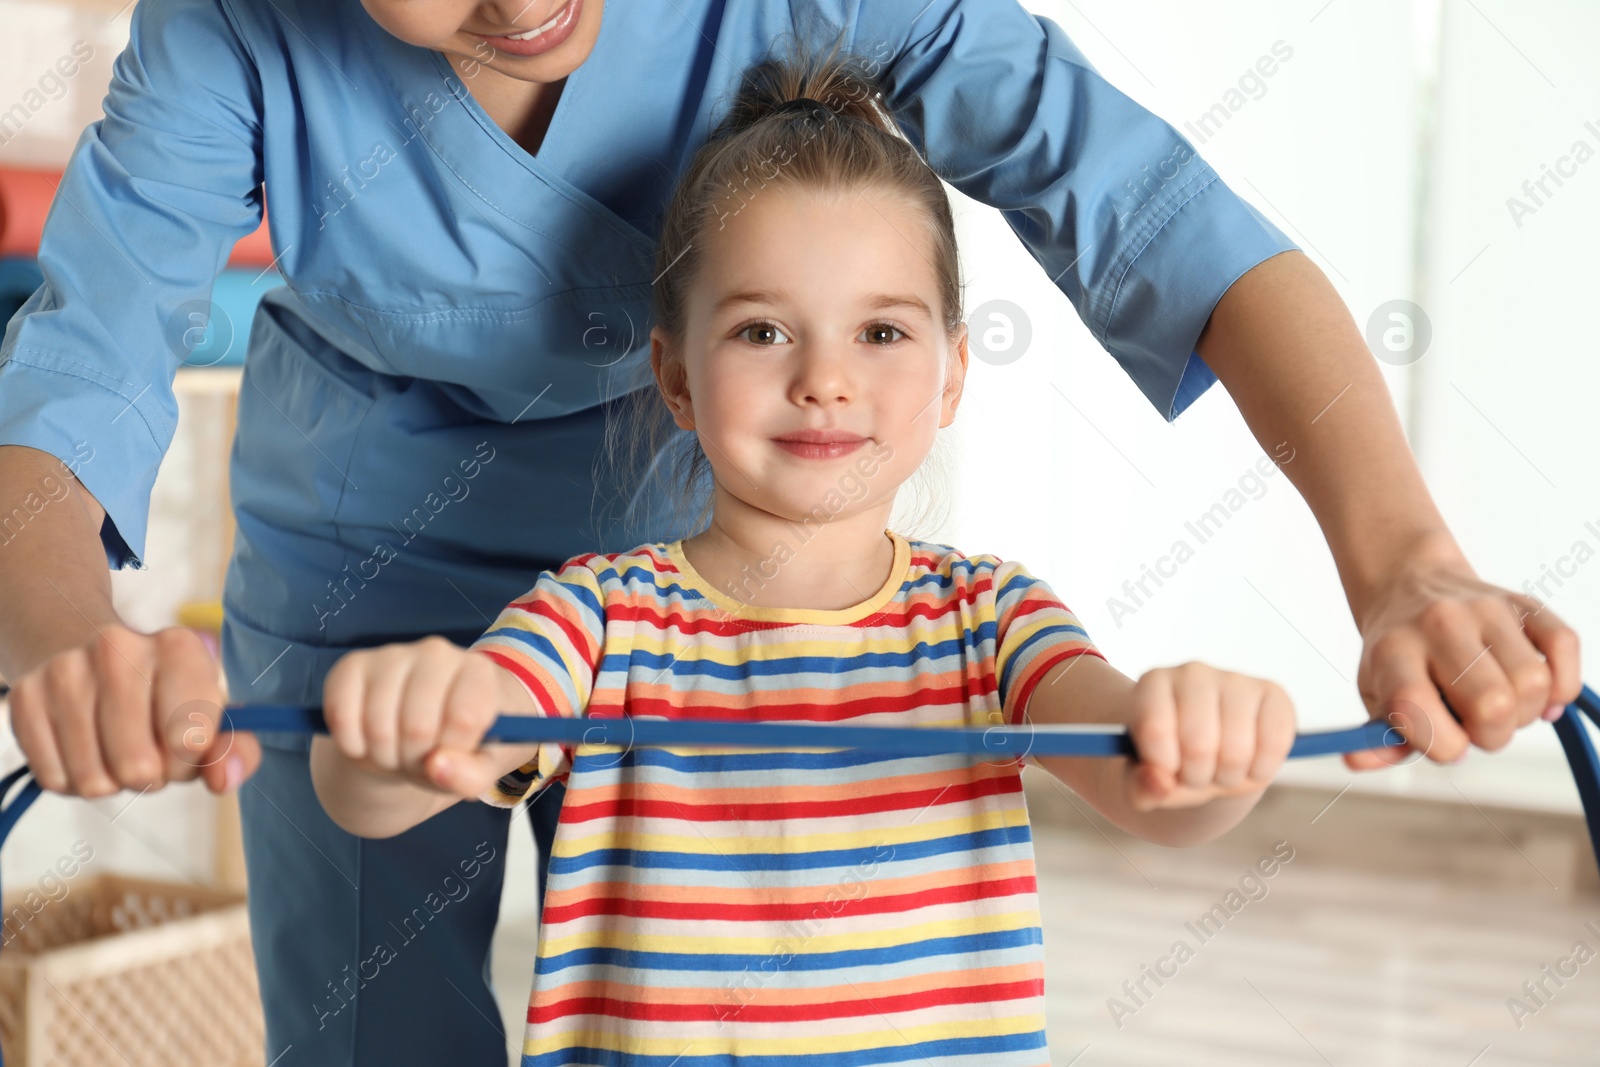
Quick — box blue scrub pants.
[238,740,565,1066]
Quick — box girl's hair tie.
[768,95,832,120]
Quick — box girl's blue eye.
[737,322,790,346]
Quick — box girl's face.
[359,0,603,83]
[653,184,968,529]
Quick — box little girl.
[310,42,1298,1066]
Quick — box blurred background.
[0,0,1597,1064]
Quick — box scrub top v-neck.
[0,0,1298,736]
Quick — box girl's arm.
[1020,653,1295,848]
[310,640,545,839]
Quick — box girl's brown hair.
[600,28,964,544]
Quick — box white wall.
[944,0,1598,812]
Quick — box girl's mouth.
[469,0,582,58]
[772,434,869,460]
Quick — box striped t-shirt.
[468,527,1105,1067]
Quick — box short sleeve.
[0,0,265,569]
[992,558,1106,727]
[850,0,1300,422]
[467,559,607,808]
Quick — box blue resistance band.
[3,692,1599,855]
[4,693,1600,855]
[1,687,1599,1054]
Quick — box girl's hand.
[321,637,538,799]
[1119,662,1296,812]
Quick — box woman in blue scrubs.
[0,0,1580,1064]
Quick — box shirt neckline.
[663,529,911,625]
[355,0,659,258]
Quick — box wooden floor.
[490,770,1600,1066]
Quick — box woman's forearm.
[0,444,120,680]
[1194,251,1466,628]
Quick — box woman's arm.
[1022,653,1294,847]
[1196,251,1582,767]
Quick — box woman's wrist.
[1339,523,1473,632]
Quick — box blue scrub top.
[0,0,1296,731]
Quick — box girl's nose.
[789,344,854,407]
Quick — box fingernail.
[1448,750,1469,765]
[1543,703,1566,722]
[224,755,244,792]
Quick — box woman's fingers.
[1350,628,1468,770]
[1506,592,1580,720]
[50,648,118,797]
[95,630,162,791]
[1352,560,1583,768]
[151,627,230,788]
[8,669,67,792]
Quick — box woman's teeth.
[501,9,564,39]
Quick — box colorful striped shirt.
[468,527,1106,1066]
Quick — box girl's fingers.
[1248,683,1297,784]
[396,638,457,769]
[426,743,539,799]
[361,648,411,771]
[1124,762,1171,813]
[1127,672,1180,778]
[435,653,503,756]
[322,654,370,761]
[1172,664,1220,790]
[1212,678,1259,791]
[1126,669,1297,810]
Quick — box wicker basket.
[0,874,263,1067]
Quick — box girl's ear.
[650,327,696,430]
[940,323,969,428]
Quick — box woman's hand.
[1346,547,1582,770]
[321,636,538,800]
[7,623,251,796]
[1120,662,1297,812]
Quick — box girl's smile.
[770,428,871,460]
